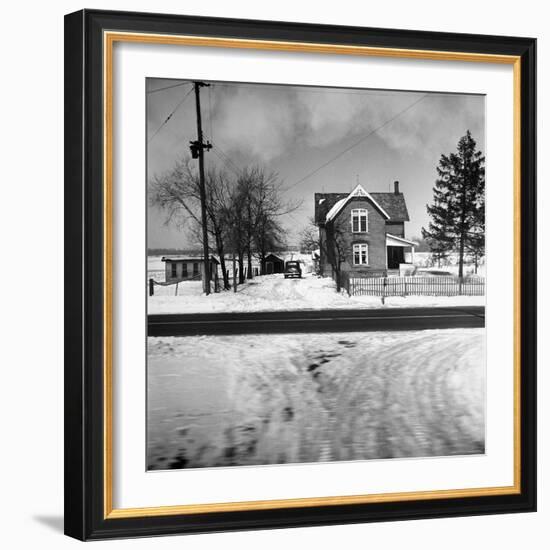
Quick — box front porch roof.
[386,234,417,247]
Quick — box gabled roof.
[314,185,410,224]
[370,192,410,222]
[324,184,390,221]
[264,253,284,262]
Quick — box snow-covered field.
[148,272,485,314]
[147,329,485,470]
[413,252,486,276]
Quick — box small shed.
[262,253,285,275]
[162,255,219,283]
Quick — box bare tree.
[150,159,299,289]
[224,181,248,285]
[300,217,348,292]
[249,167,295,273]
[299,225,319,255]
[226,166,299,282]
[149,157,233,289]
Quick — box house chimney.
[394,180,400,195]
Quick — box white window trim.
[351,208,368,233]
[353,243,369,265]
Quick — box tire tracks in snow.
[147,330,485,468]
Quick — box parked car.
[284,261,302,279]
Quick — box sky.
[146,78,485,250]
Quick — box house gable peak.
[325,184,391,222]
[350,183,368,197]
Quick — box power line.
[212,145,242,176]
[208,135,246,176]
[148,86,193,143]
[204,139,236,172]
[210,147,240,176]
[212,143,236,169]
[286,94,428,190]
[147,81,191,94]
[212,82,438,98]
[203,133,242,176]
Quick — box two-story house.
[314,181,416,276]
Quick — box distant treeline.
[148,246,303,257]
[147,248,202,256]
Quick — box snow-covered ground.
[147,329,485,470]
[148,272,485,314]
[413,252,486,276]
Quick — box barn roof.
[161,255,219,264]
[264,253,284,262]
[314,187,409,224]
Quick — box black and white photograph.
[146,78,486,471]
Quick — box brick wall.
[320,196,389,273]
[385,221,405,238]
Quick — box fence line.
[346,275,484,297]
[149,273,220,296]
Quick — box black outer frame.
[64,9,537,541]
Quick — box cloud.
[146,79,485,248]
[210,85,300,161]
[206,83,483,166]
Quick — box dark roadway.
[147,306,485,337]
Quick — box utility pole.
[190,81,213,295]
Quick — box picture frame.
[64,8,537,541]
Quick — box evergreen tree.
[422,130,485,278]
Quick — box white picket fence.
[343,275,485,297]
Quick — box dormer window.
[351,209,368,233]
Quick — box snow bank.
[148,272,485,314]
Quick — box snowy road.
[147,329,485,470]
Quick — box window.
[181,263,188,278]
[351,209,368,232]
[353,243,369,265]
[193,262,199,277]
[171,263,177,278]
